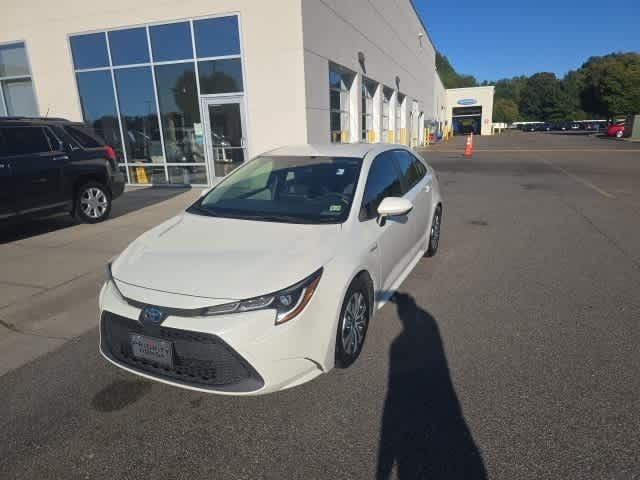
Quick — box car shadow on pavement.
[0,186,190,244]
[377,292,487,480]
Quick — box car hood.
[111,212,341,300]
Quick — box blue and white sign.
[457,98,478,106]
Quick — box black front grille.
[101,312,263,393]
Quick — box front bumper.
[98,280,333,395]
[101,311,264,393]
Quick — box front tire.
[75,181,112,223]
[426,205,442,257]
[335,277,371,369]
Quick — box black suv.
[0,117,125,223]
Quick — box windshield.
[190,155,362,224]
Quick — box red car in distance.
[606,122,626,138]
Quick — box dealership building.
[1,0,492,186]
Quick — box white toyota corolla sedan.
[99,144,442,395]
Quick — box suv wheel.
[75,182,111,223]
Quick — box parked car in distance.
[0,117,125,223]
[534,123,552,132]
[99,143,443,395]
[606,122,626,138]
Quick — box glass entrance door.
[201,97,247,180]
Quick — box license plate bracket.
[130,333,174,368]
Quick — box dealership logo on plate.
[140,306,166,326]
[457,99,477,105]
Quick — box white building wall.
[433,73,447,124]
[301,0,437,145]
[0,0,308,158]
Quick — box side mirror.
[377,197,413,218]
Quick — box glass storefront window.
[0,42,38,117]
[0,43,30,77]
[155,62,203,163]
[75,70,123,158]
[3,79,38,116]
[361,78,376,142]
[329,63,354,143]
[128,165,167,185]
[70,33,109,70]
[198,59,243,94]
[149,22,193,62]
[193,16,240,58]
[114,67,162,163]
[108,28,149,66]
[168,165,208,185]
[70,14,244,185]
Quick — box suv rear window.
[63,125,104,148]
[0,126,52,156]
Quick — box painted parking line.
[540,158,615,199]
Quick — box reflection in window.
[76,70,123,158]
[149,22,193,62]
[70,33,109,69]
[396,93,405,144]
[108,28,149,66]
[198,59,243,94]
[361,78,376,142]
[3,79,38,116]
[168,165,208,185]
[154,62,203,163]
[0,43,30,77]
[329,63,354,143]
[114,67,162,163]
[193,16,240,58]
[128,165,167,185]
[0,43,38,116]
[382,87,393,142]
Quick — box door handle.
[53,155,69,161]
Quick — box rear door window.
[63,125,104,148]
[0,127,52,156]
[360,151,403,220]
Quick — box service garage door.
[452,106,482,135]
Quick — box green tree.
[493,98,519,123]
[580,52,640,119]
[519,72,572,121]
[436,52,478,89]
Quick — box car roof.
[262,143,410,159]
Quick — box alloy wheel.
[80,187,108,219]
[341,291,367,356]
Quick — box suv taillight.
[104,145,118,169]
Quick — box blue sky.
[413,0,640,81]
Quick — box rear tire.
[335,277,371,369]
[426,205,442,257]
[74,181,112,224]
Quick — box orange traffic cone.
[463,133,473,157]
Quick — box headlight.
[203,268,323,325]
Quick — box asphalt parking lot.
[1,132,639,479]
